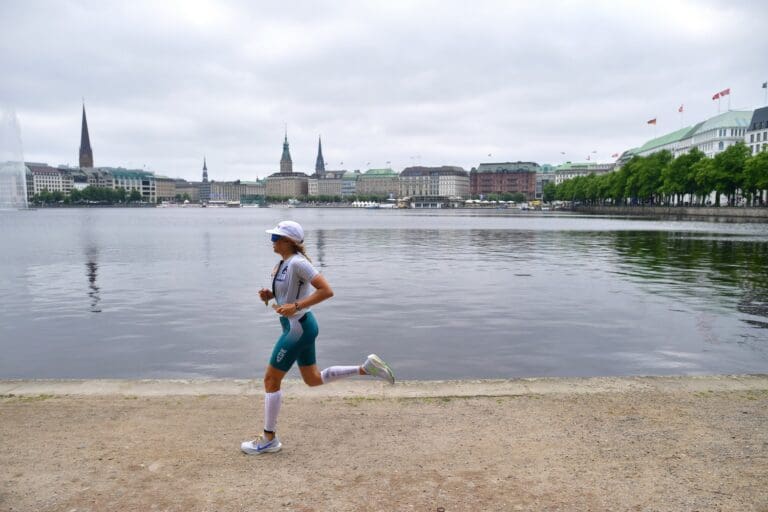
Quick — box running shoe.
[241,434,282,455]
[362,354,395,385]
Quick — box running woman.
[241,220,395,455]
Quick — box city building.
[25,163,72,197]
[174,179,200,202]
[554,162,615,185]
[470,162,539,199]
[309,170,344,197]
[79,103,94,169]
[400,166,469,207]
[341,170,360,197]
[155,176,177,202]
[108,168,156,203]
[536,164,557,200]
[630,110,753,161]
[210,180,266,202]
[357,168,399,197]
[745,106,768,155]
[686,110,750,158]
[266,172,309,198]
[200,158,211,203]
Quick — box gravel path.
[1,376,766,511]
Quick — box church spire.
[315,136,326,176]
[200,157,211,203]
[280,126,293,173]
[79,102,94,168]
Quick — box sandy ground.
[1,375,767,512]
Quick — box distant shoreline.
[573,205,768,221]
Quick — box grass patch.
[17,394,56,402]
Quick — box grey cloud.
[2,0,767,180]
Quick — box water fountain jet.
[0,108,29,210]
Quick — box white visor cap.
[266,220,305,243]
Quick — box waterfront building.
[554,162,615,185]
[174,179,200,202]
[108,168,156,203]
[341,170,361,197]
[63,167,89,191]
[470,162,539,199]
[399,166,469,207]
[79,103,94,169]
[745,106,768,155]
[200,158,211,204]
[266,172,309,198]
[309,170,344,198]
[630,110,752,161]
[25,163,73,197]
[686,111,750,158]
[209,180,266,202]
[536,164,557,200]
[82,168,114,189]
[155,176,177,202]
[358,168,399,197]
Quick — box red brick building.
[469,162,539,199]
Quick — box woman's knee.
[302,373,323,387]
[299,366,323,387]
[263,370,284,392]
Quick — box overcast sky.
[2,0,767,181]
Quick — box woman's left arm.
[275,274,334,317]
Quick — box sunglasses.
[270,234,284,242]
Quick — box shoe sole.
[367,354,395,385]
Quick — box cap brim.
[266,228,282,236]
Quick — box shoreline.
[573,204,768,220]
[2,374,767,398]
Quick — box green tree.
[693,158,716,205]
[128,190,142,203]
[744,151,768,206]
[542,182,556,203]
[711,142,750,206]
[661,148,704,205]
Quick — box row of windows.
[749,131,768,143]
[718,128,746,137]
[751,144,767,155]
[750,120,767,131]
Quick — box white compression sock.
[320,365,361,384]
[264,390,282,433]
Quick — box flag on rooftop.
[762,82,767,89]
[647,118,657,125]
[712,92,720,100]
[611,153,619,158]
[719,88,731,96]
[678,104,684,113]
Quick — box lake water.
[1,207,767,380]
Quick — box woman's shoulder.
[288,254,319,275]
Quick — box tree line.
[545,143,768,207]
[31,186,144,205]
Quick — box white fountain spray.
[0,108,29,210]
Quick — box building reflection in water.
[85,245,101,313]
[315,229,326,267]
